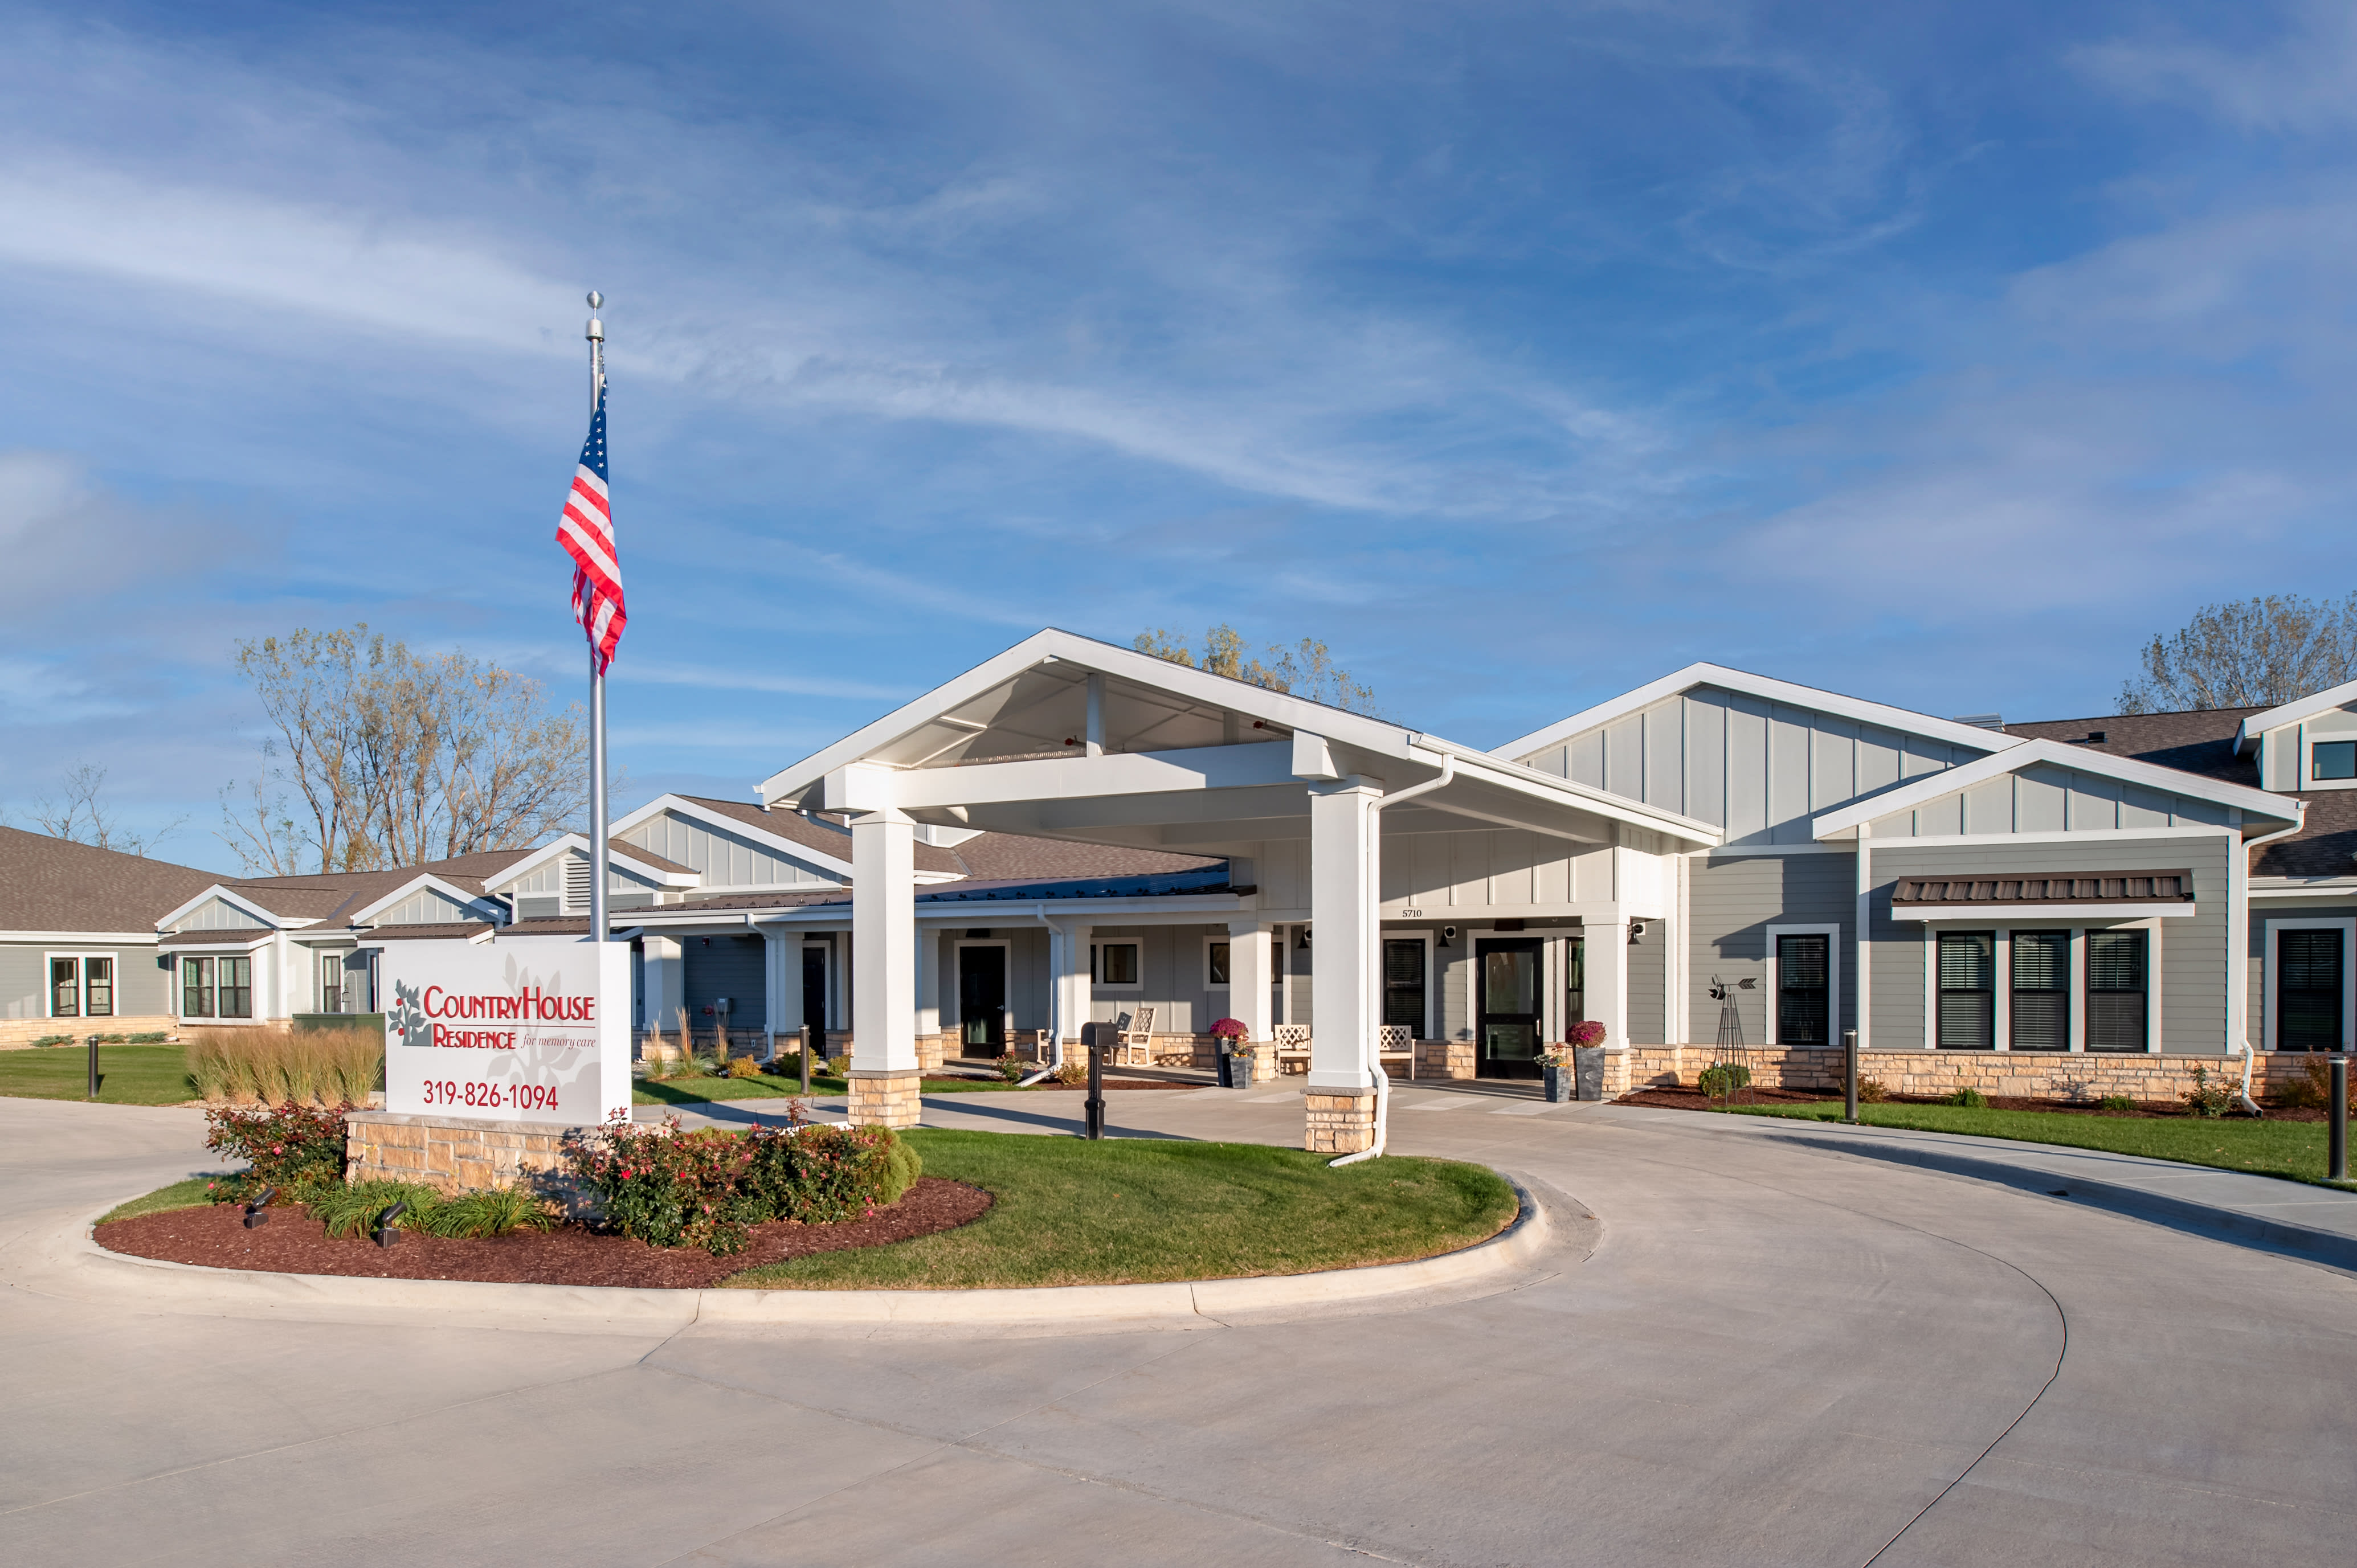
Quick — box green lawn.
[725,1131,1518,1290]
[634,1071,1045,1105]
[97,1175,232,1225]
[0,1043,195,1106]
[1726,1100,2356,1188]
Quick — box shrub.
[995,1053,1027,1083]
[1946,1087,1988,1109]
[2098,1094,2138,1113]
[1857,1077,1889,1104]
[826,1054,851,1078]
[419,1185,558,1238]
[2182,1066,2234,1119]
[564,1111,919,1254]
[125,1031,169,1044]
[727,1054,766,1080]
[309,1180,437,1238]
[205,1102,350,1201]
[1053,1058,1088,1086]
[1696,1062,1751,1098]
[2278,1055,2355,1111]
[187,1026,379,1106]
[30,1034,72,1048]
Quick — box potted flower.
[1209,1017,1251,1088]
[1542,1021,1608,1102]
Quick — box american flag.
[555,384,626,673]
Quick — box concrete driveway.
[2,1091,2352,1566]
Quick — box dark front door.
[802,947,828,1040]
[959,945,1008,1056]
[1477,937,1546,1078]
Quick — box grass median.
[0,1043,195,1106]
[725,1130,1518,1289]
[634,1072,1040,1105]
[1727,1100,2355,1188]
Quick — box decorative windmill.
[1705,975,1758,1106]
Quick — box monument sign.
[377,935,631,1125]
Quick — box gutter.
[1331,753,1455,1168]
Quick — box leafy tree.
[28,763,184,857]
[1133,624,1379,714]
[2119,594,2357,714]
[219,625,590,874]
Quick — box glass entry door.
[958,945,1008,1056]
[1477,937,1546,1078]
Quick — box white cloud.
[2075,3,2357,133]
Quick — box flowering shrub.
[205,1102,351,1201]
[1568,1020,1607,1048]
[1208,1017,1248,1041]
[995,1052,1027,1083]
[564,1110,921,1254]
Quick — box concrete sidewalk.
[1599,1100,2357,1274]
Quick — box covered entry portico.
[757,631,1720,1150]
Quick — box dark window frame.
[2085,930,2149,1052]
[181,956,215,1019]
[1775,932,1832,1046]
[50,956,81,1019]
[2313,740,2357,782]
[2275,927,2344,1053]
[1937,930,1997,1050]
[2008,930,2070,1052]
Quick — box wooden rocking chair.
[1272,1023,1312,1075]
[1114,1006,1157,1068]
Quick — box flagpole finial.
[585,290,604,343]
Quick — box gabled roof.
[2232,677,2357,753]
[480,832,707,894]
[154,883,303,932]
[2003,707,2259,784]
[1808,737,2302,841]
[1494,662,2029,763]
[0,826,222,934]
[755,628,1722,850]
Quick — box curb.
[12,1178,1553,1333]
[1755,1123,2357,1274]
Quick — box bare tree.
[1134,624,1380,714]
[220,625,590,874]
[2119,594,2357,713]
[32,763,185,857]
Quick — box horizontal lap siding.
[1082,924,1224,1034]
[1871,836,2231,1054]
[1628,927,1665,1043]
[2247,903,2357,1053]
[682,934,766,1028]
[1687,854,1856,1043]
[0,940,170,1020]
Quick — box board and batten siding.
[1866,764,2232,837]
[2258,705,2357,792]
[0,940,170,1020]
[1257,830,1633,914]
[374,887,477,926]
[1686,853,1856,1042]
[172,896,271,933]
[1081,923,1230,1035]
[1869,834,2232,1054]
[1515,686,1986,846]
[622,812,840,890]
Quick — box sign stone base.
[345,1110,584,1196]
[1305,1087,1378,1153]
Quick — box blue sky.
[3,1,2354,872]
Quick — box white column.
[849,810,917,1073]
[1048,918,1093,1064]
[642,936,683,1039]
[1586,919,1629,1049]
[1854,829,1872,1051]
[768,934,803,1038]
[918,925,943,1042]
[1307,779,1380,1090]
[1227,921,1274,1041]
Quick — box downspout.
[2234,817,2303,1116]
[1018,903,1062,1086]
[1332,752,1455,1168]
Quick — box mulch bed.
[94,1177,994,1289]
[1619,1083,2333,1120]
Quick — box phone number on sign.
[420,1080,562,1111]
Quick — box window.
[2085,931,2148,1051]
[48,956,113,1019]
[1775,934,1831,1045]
[1383,939,1426,1033]
[182,955,252,1020]
[84,957,112,1018]
[2277,928,2343,1051]
[51,957,81,1018]
[2009,932,2069,1052]
[1093,941,1140,988]
[1566,936,1584,1027]
[1207,941,1230,987]
[182,956,215,1018]
[1937,931,1996,1049]
[320,953,349,1013]
[2314,741,2357,781]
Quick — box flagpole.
[586,290,609,947]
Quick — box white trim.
[2295,727,2357,793]
[481,832,711,897]
[1493,661,2025,764]
[1090,938,1143,992]
[1763,924,1842,1047]
[345,873,509,927]
[2261,916,2356,1053]
[1896,902,2197,922]
[1852,825,2234,850]
[1378,928,1437,1041]
[1704,843,1853,858]
[1853,825,1872,1051]
[161,933,275,952]
[950,938,1014,1046]
[0,930,160,944]
[153,885,294,934]
[2069,928,2087,1052]
[2251,878,2357,900]
[2234,676,2357,754]
[1809,739,2300,841]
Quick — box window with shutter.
[2085,930,2148,1051]
[1937,932,1995,1049]
[2009,932,2068,1052]
[2277,929,2343,1051]
[1382,939,1426,1032]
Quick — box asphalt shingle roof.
[0,827,223,932]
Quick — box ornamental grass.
[187,1025,381,1107]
